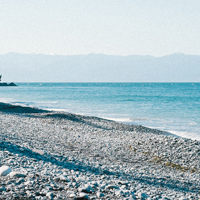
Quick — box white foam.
[46,108,70,112]
[104,117,133,123]
[169,130,200,141]
[0,98,14,104]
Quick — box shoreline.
[1,99,197,141]
[0,102,180,138]
[0,102,200,199]
[0,102,179,138]
[1,81,200,141]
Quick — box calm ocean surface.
[1,82,200,140]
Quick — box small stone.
[121,189,130,196]
[41,189,49,195]
[69,193,76,198]
[138,192,148,200]
[78,185,94,193]
[35,192,40,196]
[96,191,105,198]
[24,180,34,186]
[91,181,98,186]
[77,192,90,200]
[118,181,129,186]
[67,190,76,196]
[35,196,46,200]
[26,190,34,198]
[60,175,71,182]
[33,149,45,155]
[46,192,54,199]
[0,166,12,176]
[115,189,123,196]
[72,182,78,187]
[0,186,6,192]
[77,177,87,182]
[12,193,19,198]
[179,197,188,200]
[105,185,120,190]
[16,178,25,185]
[9,171,26,178]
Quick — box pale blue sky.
[0,0,200,56]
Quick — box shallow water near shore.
[1,82,200,140]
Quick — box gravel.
[0,102,200,199]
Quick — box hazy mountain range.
[0,52,200,82]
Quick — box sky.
[0,0,200,57]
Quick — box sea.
[1,82,200,140]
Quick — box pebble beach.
[0,102,200,200]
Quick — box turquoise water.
[1,82,200,140]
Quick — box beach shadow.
[0,102,49,114]
[0,139,199,194]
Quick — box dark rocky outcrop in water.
[0,82,17,86]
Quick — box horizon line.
[1,52,200,58]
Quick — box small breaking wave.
[104,117,133,123]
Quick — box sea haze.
[0,82,200,140]
[0,53,200,82]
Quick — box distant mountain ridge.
[0,52,200,82]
